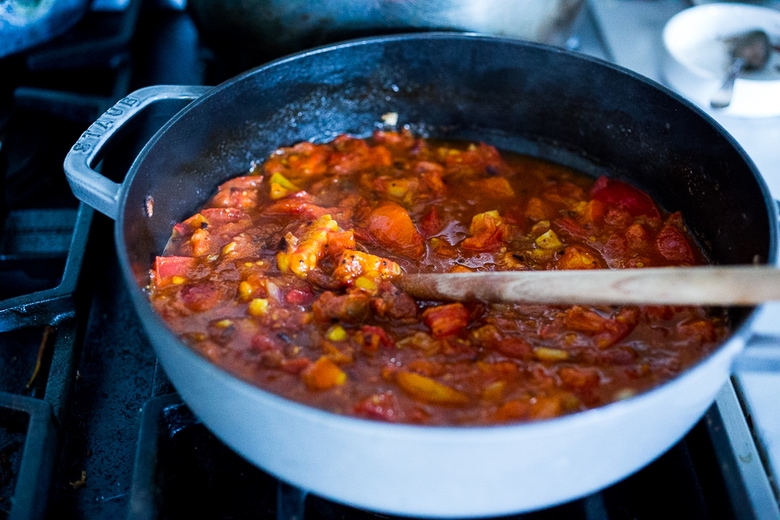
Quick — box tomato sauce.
[148,129,729,426]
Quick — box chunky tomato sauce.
[149,129,728,426]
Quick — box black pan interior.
[119,34,777,330]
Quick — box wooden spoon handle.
[397,266,780,305]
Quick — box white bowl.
[662,3,780,118]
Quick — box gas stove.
[1,1,778,519]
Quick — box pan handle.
[63,85,213,220]
[735,333,780,372]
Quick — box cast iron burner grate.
[0,396,56,520]
[0,0,141,305]
[0,275,89,520]
[0,2,142,518]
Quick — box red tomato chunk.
[149,130,729,426]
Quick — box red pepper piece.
[153,256,197,287]
[422,303,470,337]
[365,202,425,258]
[353,391,400,422]
[655,224,695,264]
[590,176,660,219]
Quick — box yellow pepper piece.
[482,380,506,402]
[175,212,208,236]
[526,248,556,261]
[277,215,342,278]
[269,172,300,200]
[302,357,347,390]
[535,229,563,250]
[221,241,237,255]
[238,281,253,300]
[534,347,569,362]
[248,298,269,317]
[333,250,402,293]
[276,250,291,273]
[354,276,377,293]
[322,341,353,364]
[396,371,469,406]
[269,171,298,190]
[325,324,348,342]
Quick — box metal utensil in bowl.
[710,29,772,109]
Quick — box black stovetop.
[0,3,768,519]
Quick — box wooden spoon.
[397,266,780,305]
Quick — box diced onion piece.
[190,228,212,256]
[381,112,398,126]
[265,280,282,302]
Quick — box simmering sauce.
[148,130,728,425]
